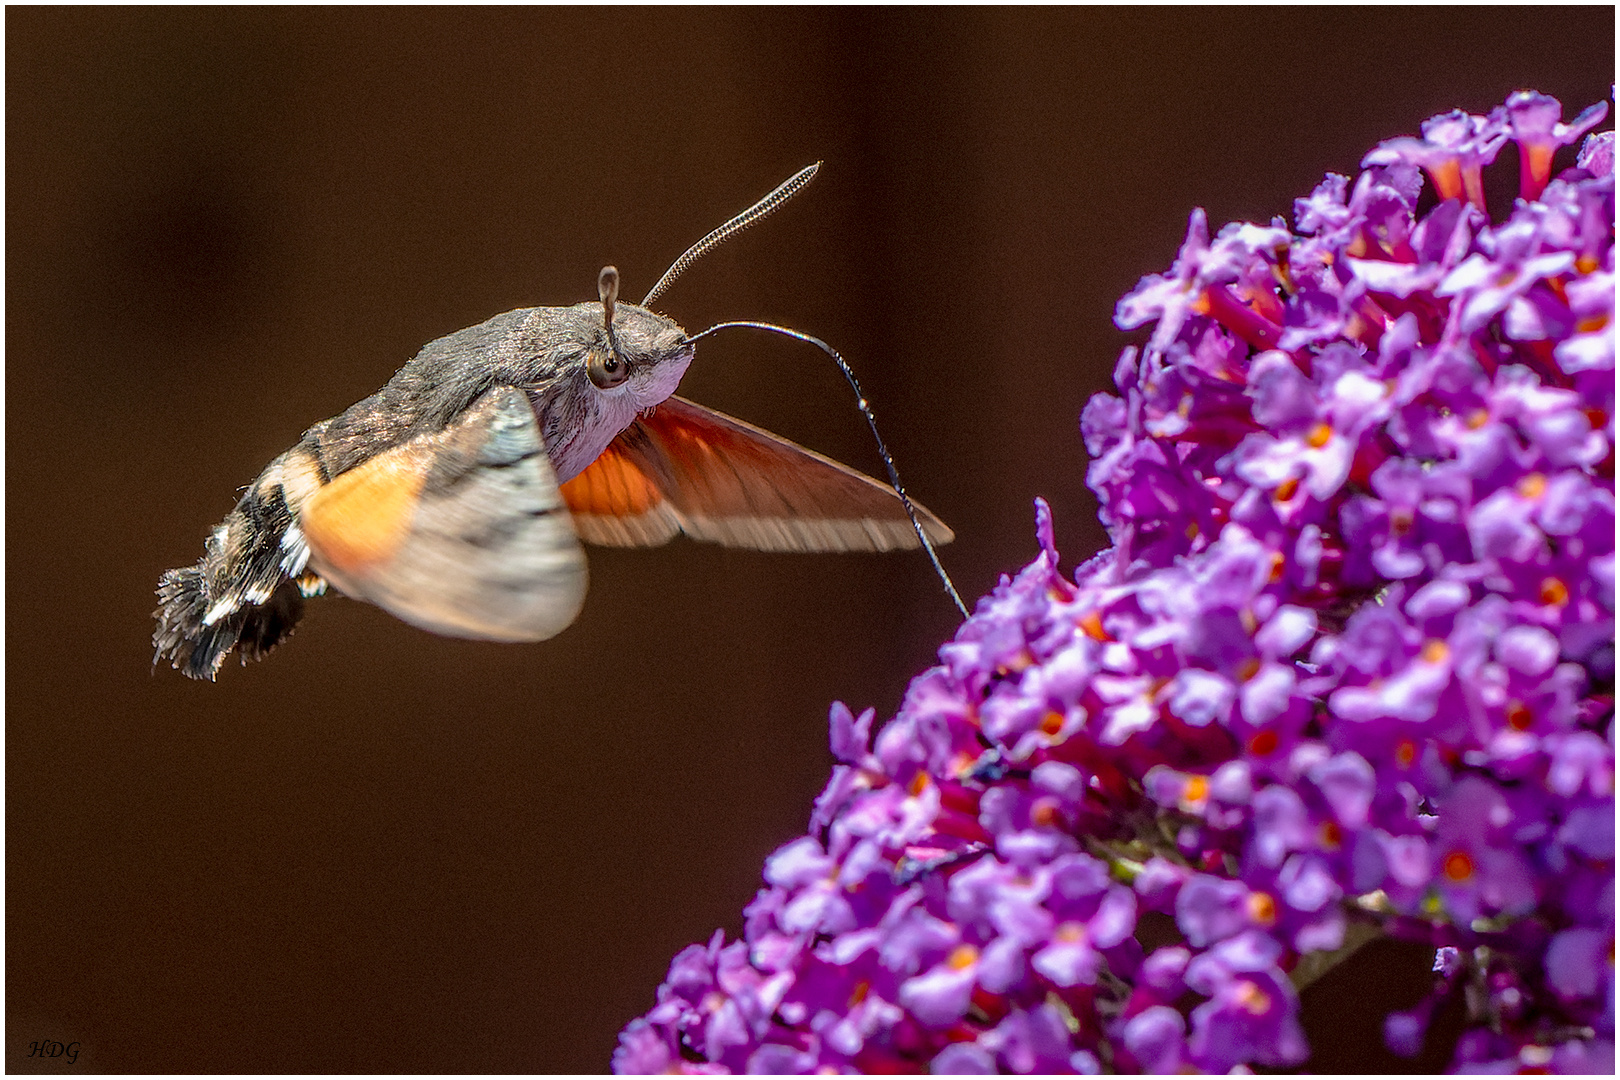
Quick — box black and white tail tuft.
[153,466,323,681]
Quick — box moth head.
[579,264,693,408]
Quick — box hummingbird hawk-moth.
[153,165,957,680]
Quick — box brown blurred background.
[8,8,1612,1073]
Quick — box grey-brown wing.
[300,387,587,641]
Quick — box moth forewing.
[300,387,587,642]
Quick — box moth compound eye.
[587,349,631,389]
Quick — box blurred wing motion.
[301,386,587,641]
[559,395,954,552]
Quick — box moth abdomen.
[152,447,329,681]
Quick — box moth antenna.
[641,163,821,308]
[599,265,619,330]
[682,320,969,620]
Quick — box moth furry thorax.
[312,302,693,485]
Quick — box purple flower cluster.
[615,91,1614,1074]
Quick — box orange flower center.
[1248,729,1280,757]
[1247,892,1277,926]
[1306,421,1333,448]
[948,944,979,970]
[1443,850,1474,882]
[1394,739,1417,769]
[1054,922,1086,944]
[1539,577,1569,607]
[997,650,1034,676]
[1030,799,1063,828]
[1421,639,1449,664]
[1319,821,1343,850]
[1274,476,1300,502]
[1516,472,1548,499]
[1234,980,1272,1015]
[1079,610,1111,642]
